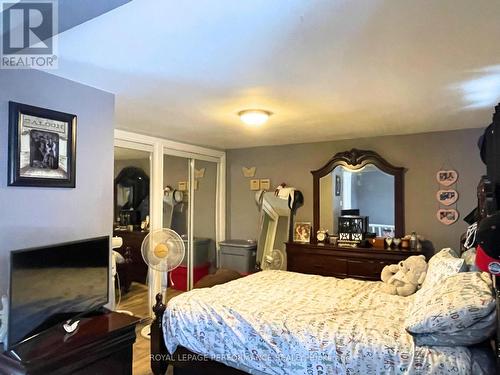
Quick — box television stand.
[0,311,140,375]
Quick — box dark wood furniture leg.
[151,293,169,375]
[151,292,248,375]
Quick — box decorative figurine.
[393,238,401,249]
[385,237,393,249]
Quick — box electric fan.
[140,228,185,339]
[262,248,286,270]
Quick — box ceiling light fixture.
[238,109,272,127]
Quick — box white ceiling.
[51,0,500,149]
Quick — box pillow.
[410,309,496,346]
[420,248,465,290]
[406,272,494,335]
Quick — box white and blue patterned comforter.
[163,270,486,374]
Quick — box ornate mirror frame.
[311,148,405,242]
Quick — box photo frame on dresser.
[293,222,311,243]
[8,101,77,188]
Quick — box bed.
[163,269,496,374]
[151,245,498,375]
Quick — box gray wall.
[0,69,115,297]
[226,128,484,251]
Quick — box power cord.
[114,271,134,316]
[116,272,122,308]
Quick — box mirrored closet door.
[163,154,191,293]
[162,154,220,292]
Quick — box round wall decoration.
[436,208,459,225]
[436,189,459,206]
[436,170,458,186]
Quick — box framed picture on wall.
[294,222,311,243]
[8,101,77,187]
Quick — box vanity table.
[286,242,431,280]
[286,148,430,279]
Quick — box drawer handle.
[312,264,325,269]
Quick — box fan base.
[116,309,134,316]
[141,324,151,340]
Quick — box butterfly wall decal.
[242,166,256,178]
[194,168,205,178]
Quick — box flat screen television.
[7,236,109,349]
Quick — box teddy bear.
[380,255,428,297]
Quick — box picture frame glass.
[19,114,70,180]
[294,222,311,243]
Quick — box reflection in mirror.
[256,192,291,271]
[163,155,189,235]
[320,164,395,237]
[114,146,150,229]
[163,156,219,289]
[194,160,218,275]
[163,154,190,292]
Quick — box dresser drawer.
[347,259,389,281]
[286,242,430,281]
[288,251,347,277]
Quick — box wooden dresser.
[113,230,149,292]
[286,242,432,281]
[0,311,139,375]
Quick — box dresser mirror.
[312,149,405,241]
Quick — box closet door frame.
[115,130,226,310]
